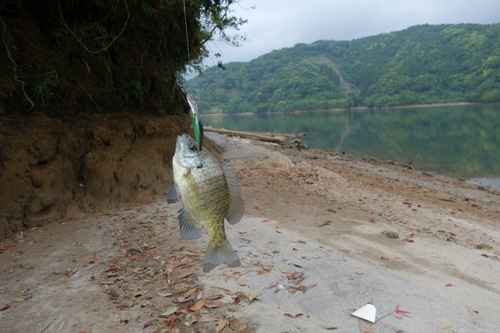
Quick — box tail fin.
[203,239,241,273]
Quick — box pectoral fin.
[178,208,203,240]
[223,165,244,225]
[166,183,180,203]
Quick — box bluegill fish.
[168,134,244,272]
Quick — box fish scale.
[169,134,244,272]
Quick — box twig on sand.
[40,318,57,333]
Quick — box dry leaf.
[216,319,227,333]
[157,292,172,297]
[183,287,197,298]
[309,283,317,288]
[229,321,236,329]
[94,253,100,260]
[319,324,338,330]
[257,249,267,254]
[203,301,221,308]
[380,256,389,260]
[206,294,224,300]
[248,292,262,303]
[199,317,219,322]
[360,323,374,333]
[78,331,92,333]
[306,311,310,317]
[178,271,193,279]
[143,322,152,328]
[130,255,142,261]
[190,300,205,311]
[235,280,246,286]
[0,304,10,311]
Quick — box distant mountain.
[186,23,500,114]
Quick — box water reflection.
[202,105,500,187]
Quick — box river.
[201,104,500,189]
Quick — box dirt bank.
[0,112,224,239]
[0,131,499,333]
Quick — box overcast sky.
[202,0,500,67]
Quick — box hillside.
[186,23,500,113]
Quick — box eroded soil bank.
[0,112,208,239]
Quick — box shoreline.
[199,101,487,117]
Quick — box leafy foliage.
[187,23,500,114]
[0,0,246,115]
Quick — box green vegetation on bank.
[186,24,500,113]
[0,0,245,116]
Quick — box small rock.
[385,231,399,239]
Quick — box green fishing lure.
[187,94,203,154]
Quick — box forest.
[186,23,500,113]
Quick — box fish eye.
[189,144,196,152]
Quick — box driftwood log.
[204,126,284,144]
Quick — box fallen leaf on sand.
[236,279,246,286]
[199,317,219,322]
[216,319,227,333]
[284,313,303,318]
[446,283,453,287]
[380,256,389,260]
[160,305,178,316]
[178,271,193,279]
[360,323,374,333]
[93,253,100,260]
[319,324,338,330]
[143,322,152,328]
[206,294,224,300]
[0,246,9,252]
[130,255,143,261]
[0,304,10,311]
[204,301,221,308]
[183,287,197,298]
[190,300,205,311]
[248,292,262,303]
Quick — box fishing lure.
[187,93,203,154]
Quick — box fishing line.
[182,0,191,63]
[182,0,203,156]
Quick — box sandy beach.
[1,131,499,333]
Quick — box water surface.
[202,105,500,188]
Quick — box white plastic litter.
[351,304,377,323]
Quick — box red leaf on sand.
[407,239,415,243]
[0,246,10,252]
[446,283,453,287]
[253,206,260,209]
[131,255,143,261]
[111,258,118,264]
[381,256,389,260]
[262,219,271,222]
[409,233,415,237]
[143,321,152,328]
